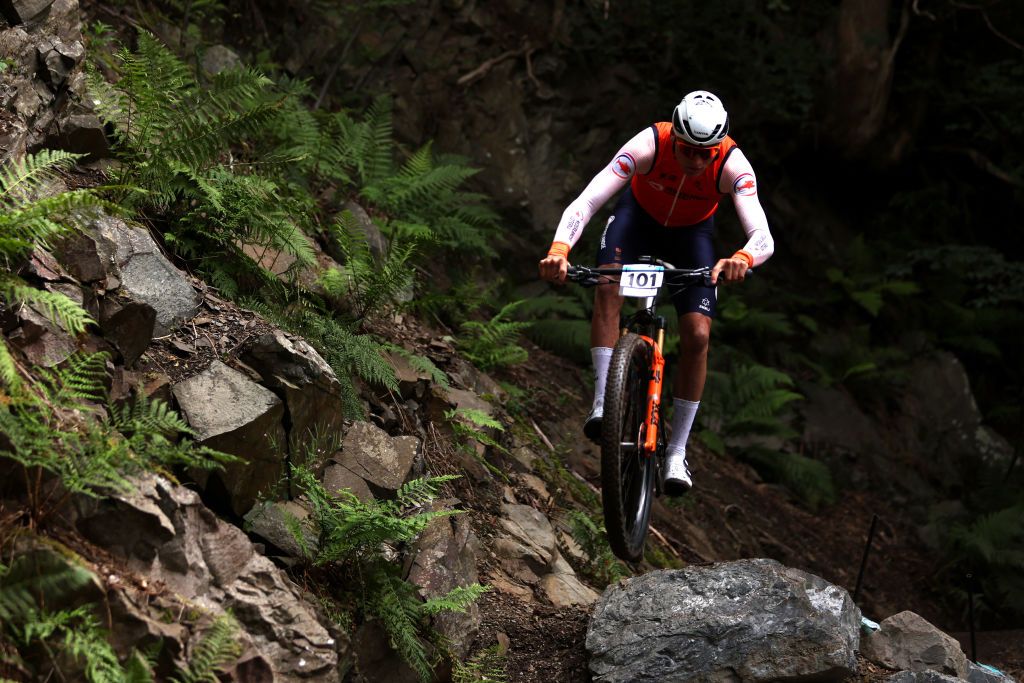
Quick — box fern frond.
[1,278,93,335]
[171,614,242,683]
[420,583,489,615]
[0,149,82,207]
[36,352,108,406]
[0,339,22,390]
[395,475,461,508]
[446,408,502,431]
[368,569,433,682]
[0,550,97,622]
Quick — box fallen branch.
[531,418,555,452]
[457,42,530,87]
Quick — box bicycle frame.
[620,309,666,456]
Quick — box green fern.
[458,300,531,371]
[322,210,418,321]
[387,345,451,390]
[420,584,489,615]
[367,568,434,681]
[291,466,461,565]
[564,510,630,587]
[452,643,508,683]
[0,150,109,391]
[171,614,242,683]
[288,467,485,681]
[745,448,837,510]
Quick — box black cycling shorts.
[595,187,718,318]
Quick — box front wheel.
[601,333,656,562]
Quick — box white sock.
[591,347,613,414]
[666,398,700,457]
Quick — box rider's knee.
[680,324,710,354]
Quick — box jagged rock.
[0,0,54,25]
[57,214,202,335]
[586,559,861,683]
[241,329,346,462]
[887,672,964,683]
[446,356,506,400]
[350,621,424,683]
[967,662,1018,683]
[98,294,156,367]
[37,35,83,87]
[172,360,287,516]
[332,420,418,492]
[42,112,109,160]
[201,44,241,74]
[497,503,558,568]
[384,348,432,399]
[244,500,317,559]
[238,234,338,293]
[322,462,374,502]
[70,473,342,681]
[861,611,969,678]
[8,302,76,366]
[540,554,599,607]
[897,353,1014,484]
[407,502,482,659]
[1,0,92,162]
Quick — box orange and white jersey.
[550,123,773,266]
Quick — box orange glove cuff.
[547,242,570,259]
[732,250,754,268]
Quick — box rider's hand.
[711,256,750,284]
[539,253,569,284]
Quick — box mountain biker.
[538,90,774,496]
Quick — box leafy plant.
[452,643,508,683]
[458,300,531,372]
[445,408,508,479]
[0,352,231,525]
[0,150,108,390]
[287,467,488,681]
[88,31,314,295]
[320,210,418,322]
[564,511,630,587]
[170,614,242,683]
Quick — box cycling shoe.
[663,451,692,496]
[583,408,603,443]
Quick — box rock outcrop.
[586,559,861,683]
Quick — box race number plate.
[619,265,664,297]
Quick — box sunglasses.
[673,138,716,160]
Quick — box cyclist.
[538,90,774,495]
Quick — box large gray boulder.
[70,473,341,681]
[861,611,969,678]
[58,215,202,336]
[172,360,287,516]
[587,559,861,683]
[90,216,201,335]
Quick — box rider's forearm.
[733,195,774,267]
[721,149,774,267]
[550,129,655,253]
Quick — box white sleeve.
[551,128,656,250]
[718,148,774,267]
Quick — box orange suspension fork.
[642,329,665,453]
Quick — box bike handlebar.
[566,264,717,288]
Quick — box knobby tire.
[601,333,656,562]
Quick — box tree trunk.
[824,0,911,160]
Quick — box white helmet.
[672,90,729,147]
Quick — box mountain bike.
[567,258,715,562]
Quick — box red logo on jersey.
[612,154,636,179]
[733,173,756,196]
